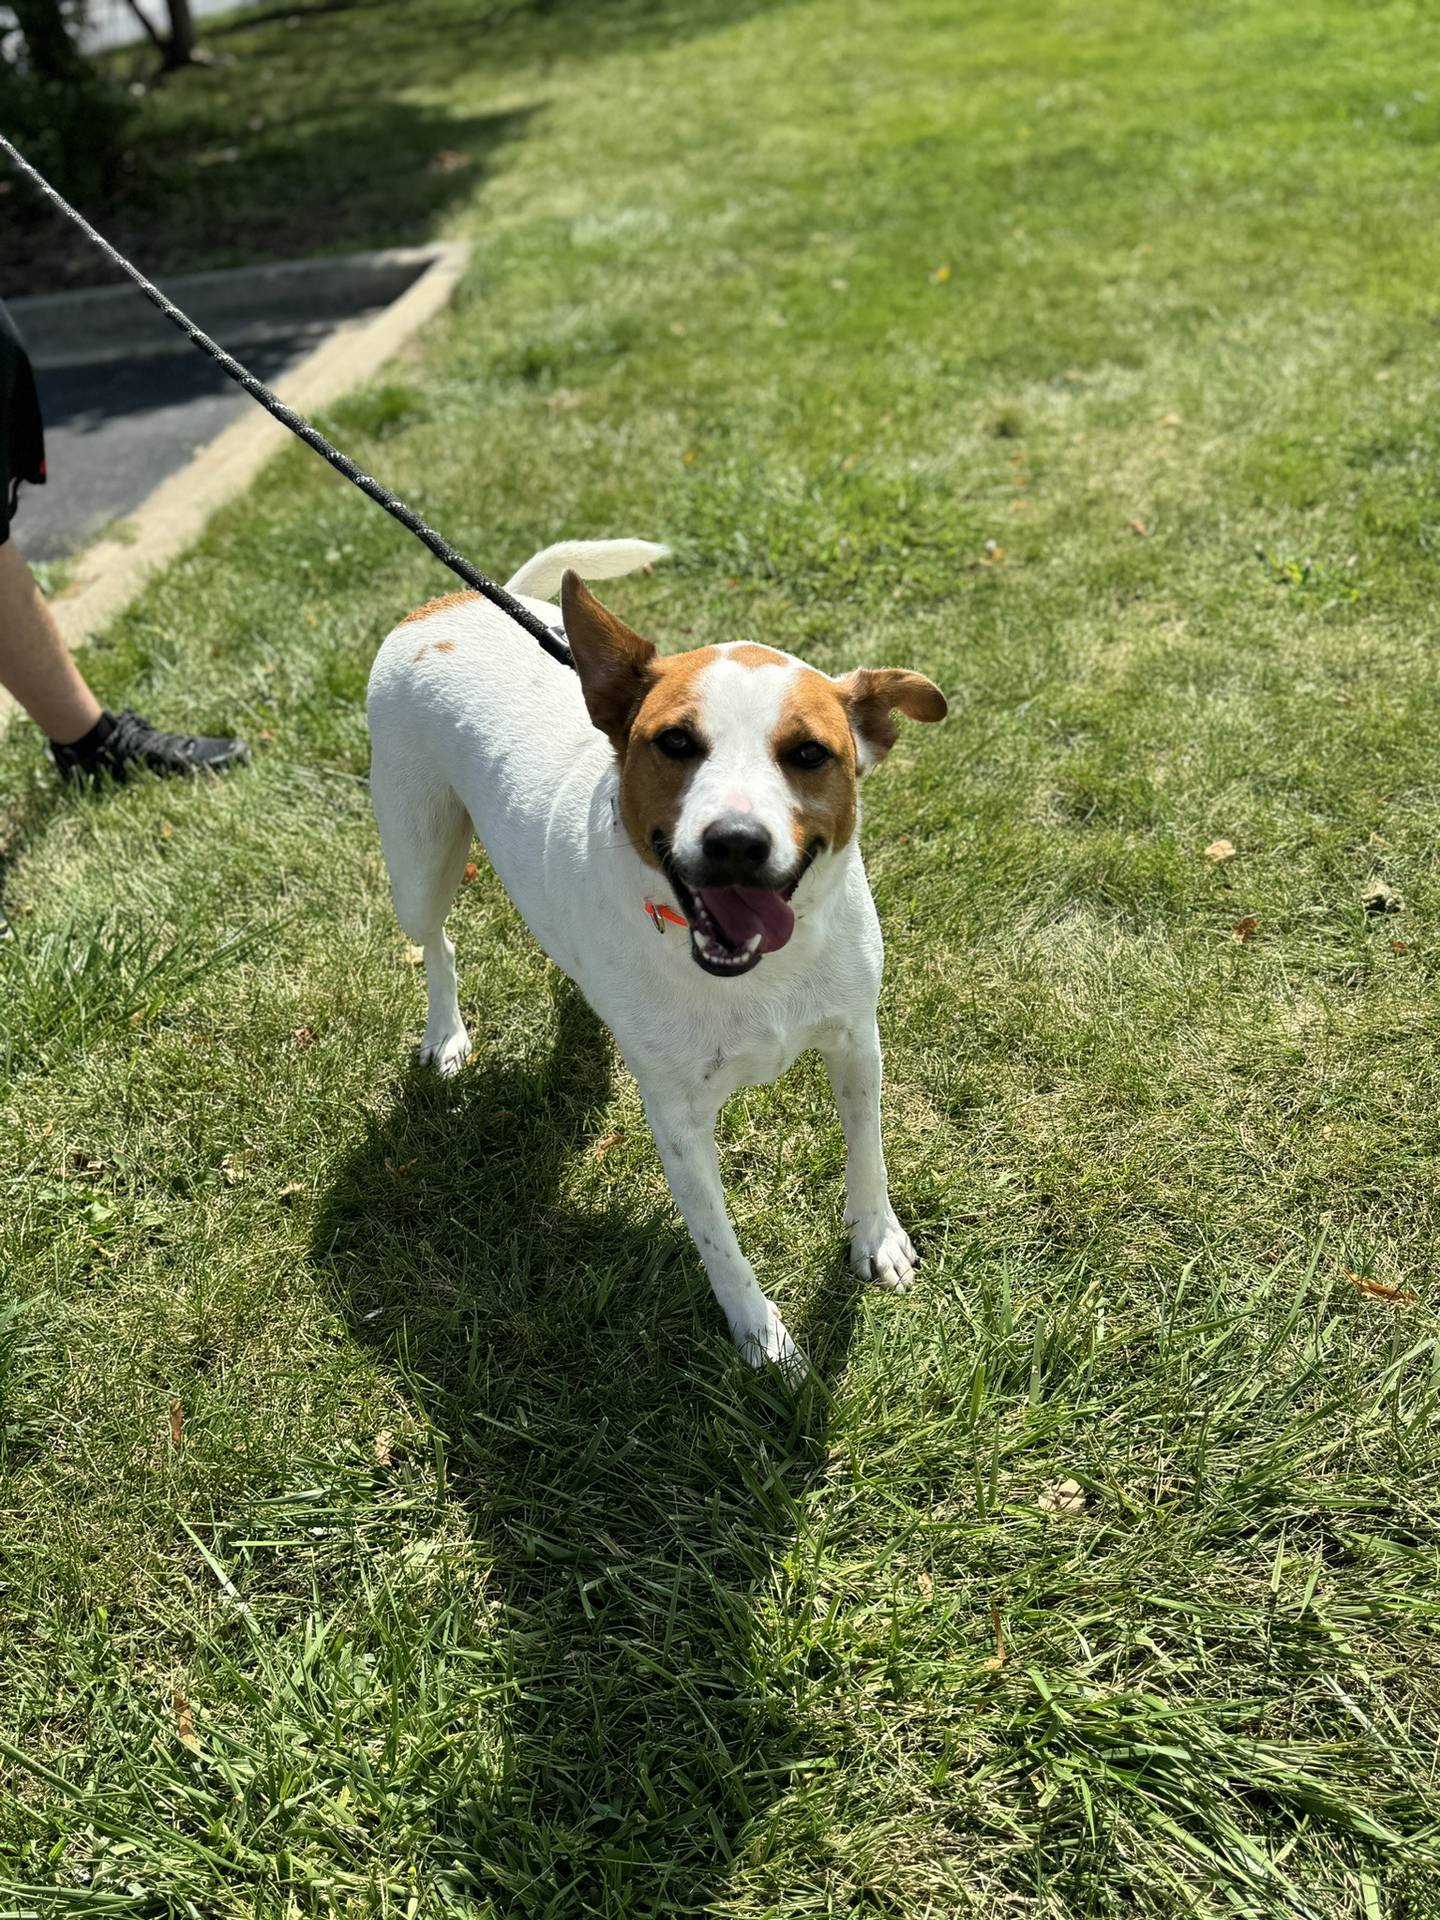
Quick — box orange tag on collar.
[644,899,688,933]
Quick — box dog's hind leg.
[372,753,474,1076]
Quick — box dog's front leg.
[818,1018,918,1292]
[640,1086,807,1381]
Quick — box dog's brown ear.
[835,668,947,770]
[561,571,657,748]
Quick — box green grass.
[4,0,1440,1912]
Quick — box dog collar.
[645,899,688,933]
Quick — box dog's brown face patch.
[614,645,806,871]
[617,646,717,870]
[771,667,861,856]
[559,571,947,900]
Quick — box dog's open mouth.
[688,882,797,973]
[657,839,815,978]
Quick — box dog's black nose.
[701,814,772,880]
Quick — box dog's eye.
[654,728,701,760]
[786,740,832,771]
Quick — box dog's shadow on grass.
[314,973,860,1914]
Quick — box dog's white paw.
[420,1027,472,1077]
[850,1210,918,1293]
[732,1303,810,1384]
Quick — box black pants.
[0,299,46,546]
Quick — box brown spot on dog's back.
[434,639,456,653]
[774,668,859,852]
[728,642,789,670]
[399,591,480,627]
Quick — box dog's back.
[366,541,662,987]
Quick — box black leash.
[0,132,576,671]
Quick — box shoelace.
[107,709,195,765]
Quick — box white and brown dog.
[367,540,946,1376]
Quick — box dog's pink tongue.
[697,886,796,954]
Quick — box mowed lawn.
[4,0,1440,1912]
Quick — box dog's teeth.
[744,933,761,954]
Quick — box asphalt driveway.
[9,251,434,565]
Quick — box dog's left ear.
[835,668,947,771]
[561,570,657,749]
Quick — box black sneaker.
[51,708,251,785]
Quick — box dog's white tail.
[505,538,670,601]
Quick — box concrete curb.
[3,240,469,731]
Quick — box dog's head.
[561,571,947,978]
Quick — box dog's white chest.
[699,1027,806,1102]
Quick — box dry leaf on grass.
[1342,1269,1414,1305]
[373,1428,395,1468]
[463,863,479,882]
[985,1606,1007,1669]
[173,1691,199,1750]
[291,1025,316,1051]
[1391,941,1408,955]
[1128,518,1149,537]
[404,944,424,965]
[1038,1477,1086,1514]
[593,1132,625,1161]
[1231,916,1258,943]
[385,1157,417,1179]
[169,1399,184,1450]
[1204,838,1237,863]
[917,1571,934,1600]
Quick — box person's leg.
[0,537,101,743]
[0,536,250,783]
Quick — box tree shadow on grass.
[15,0,800,295]
[313,973,859,1915]
[212,0,798,59]
[11,95,533,296]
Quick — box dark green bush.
[0,17,132,213]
